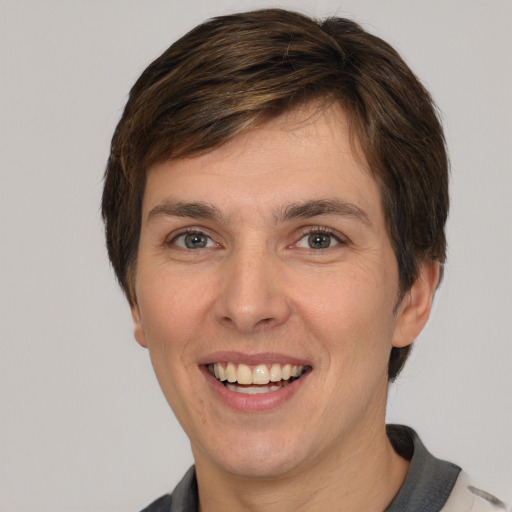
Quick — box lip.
[199,352,312,412]
[198,351,312,367]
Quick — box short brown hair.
[102,9,449,381]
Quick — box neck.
[194,423,410,512]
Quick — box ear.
[392,261,440,349]
[130,304,148,348]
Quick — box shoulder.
[441,472,509,512]
[140,494,174,512]
[139,466,198,512]
[386,425,509,512]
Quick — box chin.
[216,452,304,480]
[192,427,313,480]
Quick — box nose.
[214,245,292,334]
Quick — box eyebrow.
[278,199,371,226]
[147,201,222,223]
[147,198,371,226]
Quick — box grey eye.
[173,232,215,249]
[296,231,341,250]
[307,233,332,249]
[185,233,208,248]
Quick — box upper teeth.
[212,362,305,385]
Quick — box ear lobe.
[392,261,440,349]
[131,305,148,348]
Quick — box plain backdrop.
[1,1,511,511]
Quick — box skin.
[131,104,439,511]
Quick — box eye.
[295,230,342,250]
[172,231,217,249]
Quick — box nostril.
[256,317,277,328]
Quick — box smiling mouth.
[207,362,310,395]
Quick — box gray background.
[1,1,511,510]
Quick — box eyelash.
[167,228,218,250]
[166,226,348,250]
[295,226,347,249]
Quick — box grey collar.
[385,424,461,511]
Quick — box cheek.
[136,268,213,355]
[296,264,397,362]
[135,271,214,422]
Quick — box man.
[102,9,507,512]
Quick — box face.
[132,105,430,480]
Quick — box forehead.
[142,104,382,223]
